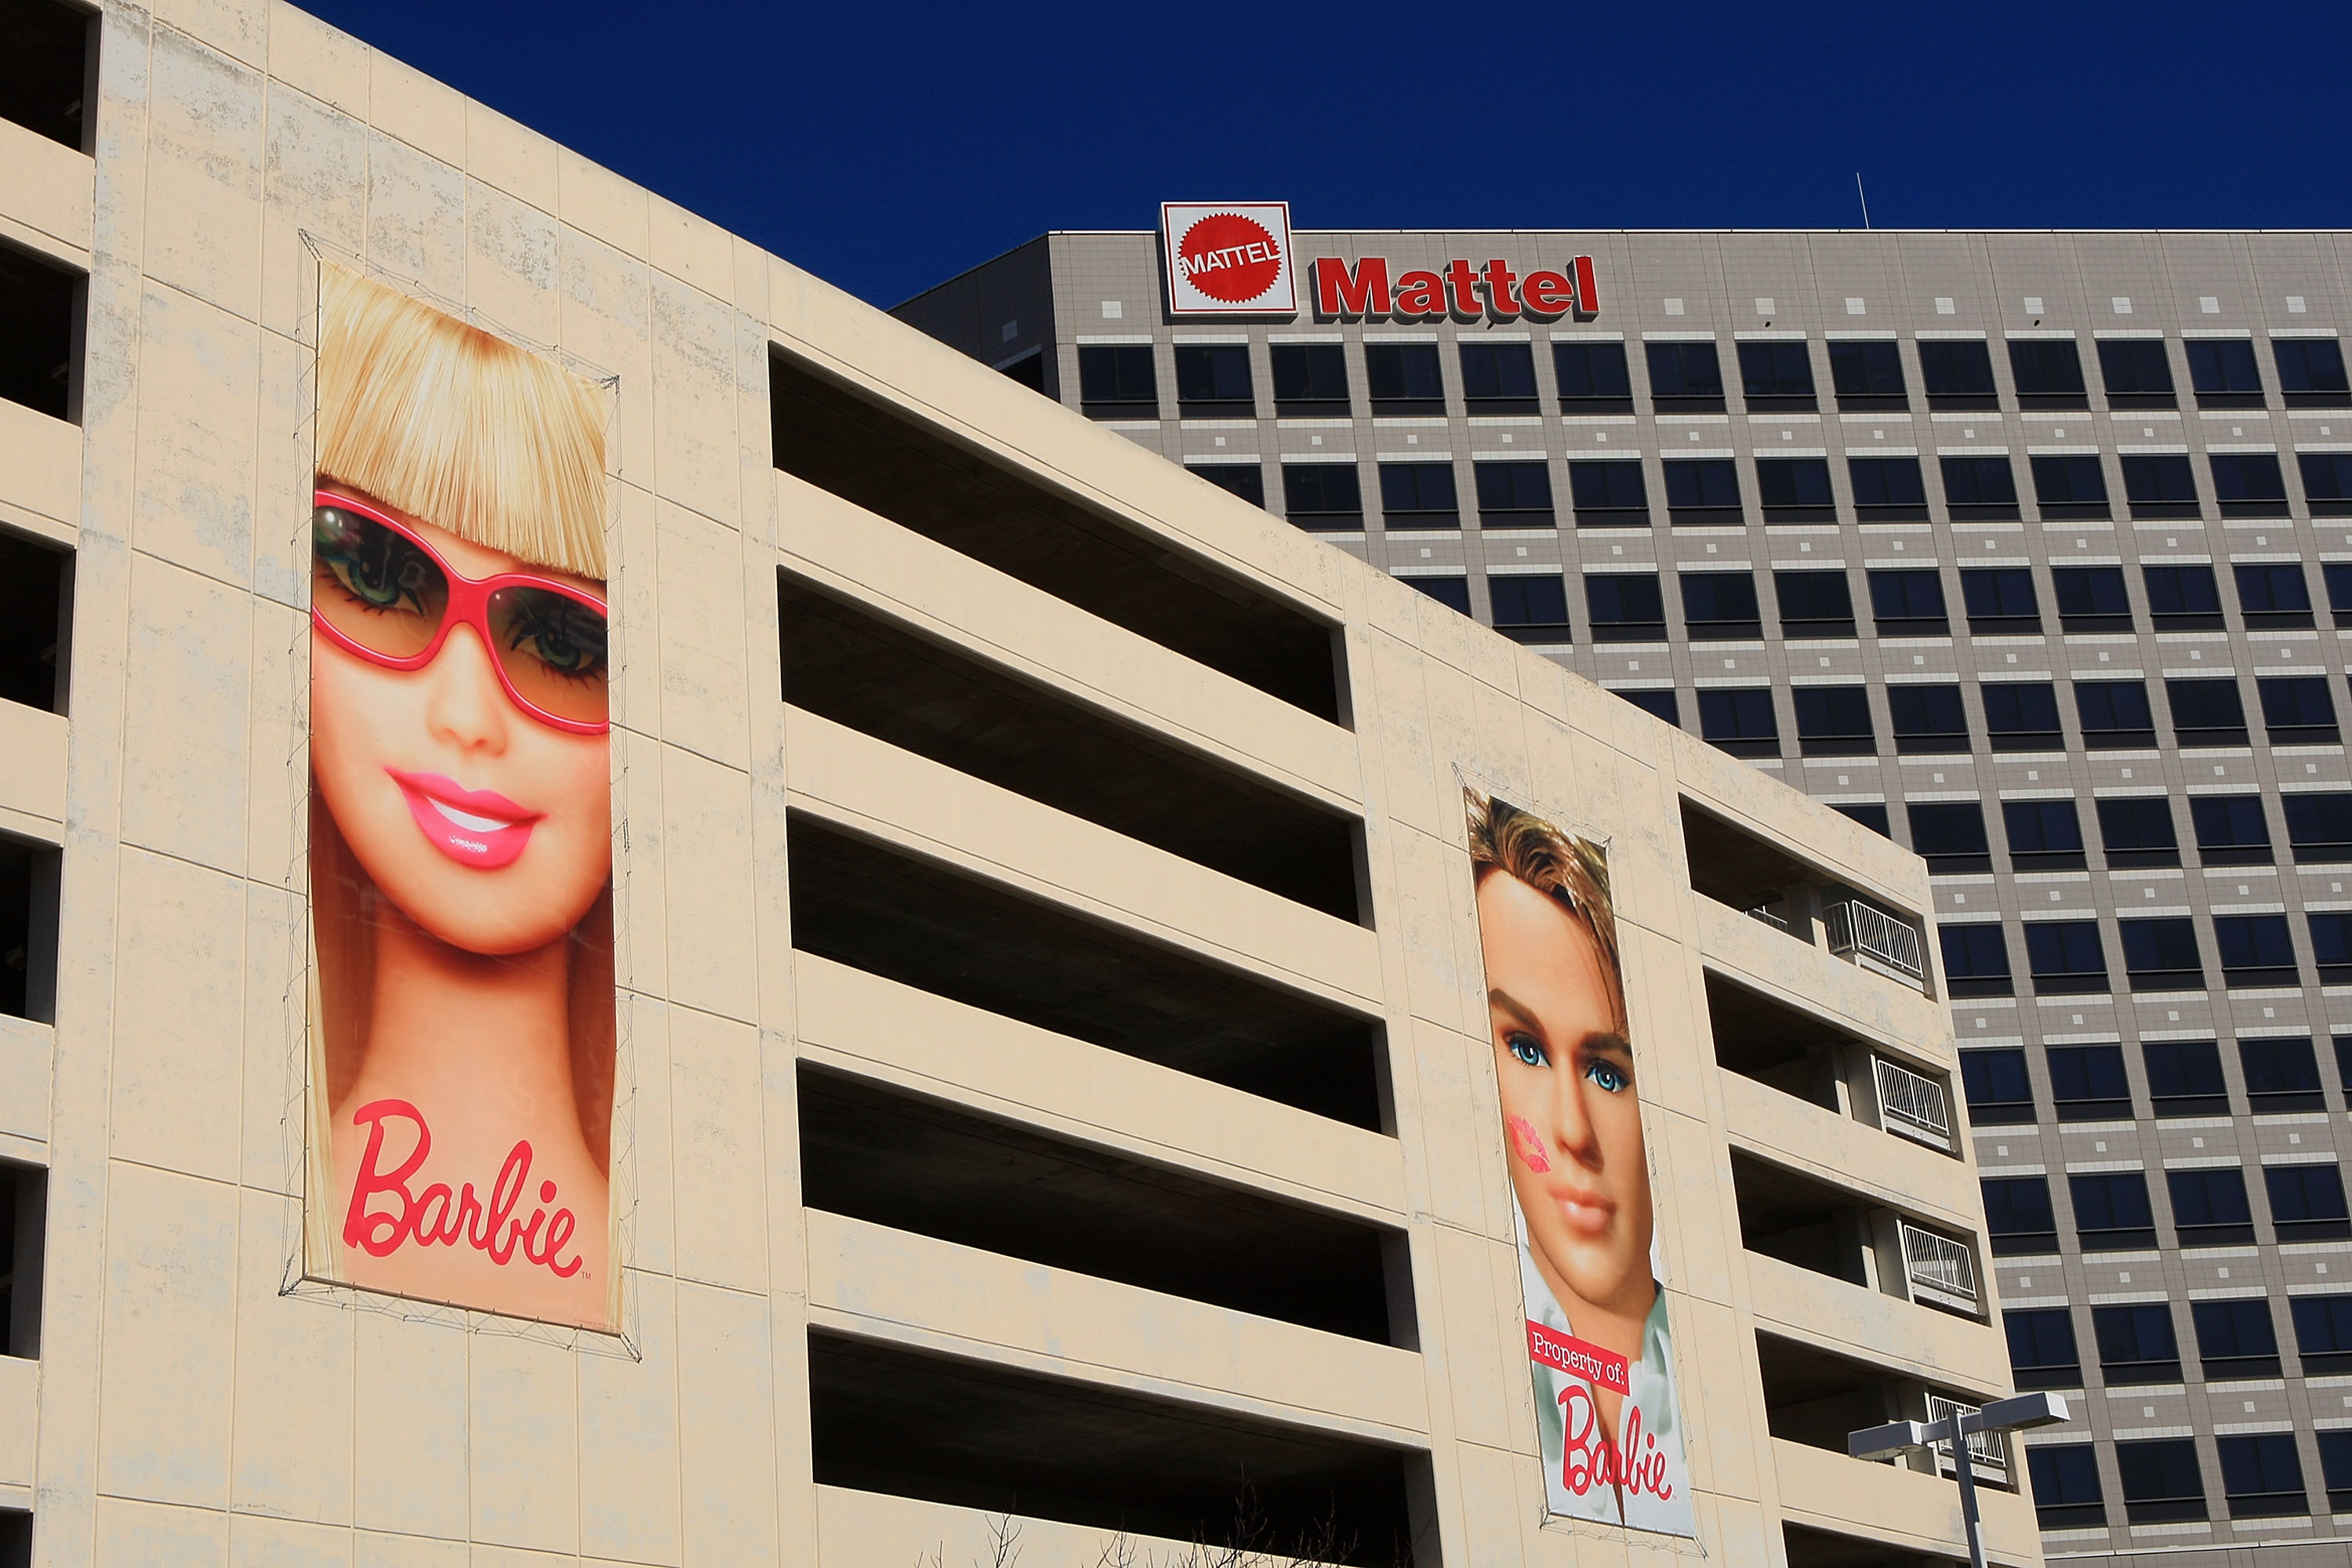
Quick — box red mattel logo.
[1311,254,1599,322]
[1178,212,1284,305]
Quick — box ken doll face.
[310,485,611,956]
[1479,866,1654,1319]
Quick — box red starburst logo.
[1176,212,1284,305]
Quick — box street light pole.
[1847,1392,2071,1568]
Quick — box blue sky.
[302,0,2350,309]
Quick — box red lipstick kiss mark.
[1507,1114,1552,1173]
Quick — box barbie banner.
[304,265,619,1329]
[1465,789,1693,1535]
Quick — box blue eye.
[1507,1033,1548,1069]
[1584,1059,1630,1094]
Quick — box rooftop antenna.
[1856,172,1872,230]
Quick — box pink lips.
[387,770,541,869]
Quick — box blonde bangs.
[315,264,608,580]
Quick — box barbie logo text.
[342,1099,585,1277]
[1559,1385,1675,1503]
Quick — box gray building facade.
[898,226,2352,1567]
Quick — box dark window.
[2094,1301,2180,1380]
[1680,571,1761,641]
[1847,456,1929,519]
[1962,567,2040,633]
[1869,568,1948,635]
[1645,341,1725,411]
[2032,455,2111,518]
[2099,338,2177,407]
[1552,340,1632,412]
[1754,457,1834,521]
[1611,687,1679,727]
[1940,456,2021,520]
[2028,1445,2106,1530]
[1737,341,1816,409]
[0,240,82,423]
[2027,920,2107,995]
[1940,923,2013,998]
[2266,1163,2351,1241]
[1363,342,1443,412]
[2144,1038,2230,1117]
[2259,675,2337,742]
[1377,463,1458,531]
[2074,1173,2159,1252]
[2218,1435,2308,1519]
[1403,575,1471,615]
[1697,688,1778,757]
[2190,795,2274,867]
[2211,453,2289,517]
[2007,1308,2082,1390]
[2295,1295,2352,1376]
[1918,339,1999,409]
[1000,350,1045,393]
[1889,684,1968,754]
[2118,1439,2206,1524]
[2052,565,2132,632]
[2187,338,2265,408]
[0,530,68,714]
[1173,344,1253,415]
[1473,461,1553,527]
[2235,564,2316,630]
[1791,685,1874,757]
[1458,341,1537,413]
[1269,343,1348,416]
[2339,1033,2352,1092]
[2075,680,2156,750]
[2144,564,2224,630]
[2326,1431,2352,1513]
[2313,912,2352,985]
[1584,575,1665,642]
[2216,916,2298,989]
[1983,682,2062,752]
[2191,1298,2280,1379]
[1488,575,1571,645]
[2048,1043,2131,1120]
[1568,460,1648,526]
[2098,797,2180,869]
[1279,463,1362,532]
[2119,917,2201,990]
[1773,570,1854,637]
[0,835,58,1022]
[1983,1175,2057,1255]
[1828,339,1907,411]
[1963,1047,2035,1124]
[2328,561,2352,625]
[1186,463,1264,506]
[2240,1036,2322,1112]
[2285,793,2352,864]
[1831,802,1890,835]
[0,1158,44,1359]
[2276,338,2352,409]
[1662,459,1740,524]
[2302,453,2352,520]
[0,0,93,151]
[2166,677,2248,747]
[2169,1168,2256,1249]
[1076,345,1157,416]
[2009,339,2089,408]
[1910,802,1992,875]
[2004,799,2085,869]
[2121,454,2201,518]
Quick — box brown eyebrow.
[1581,1031,1634,1060]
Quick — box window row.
[1985,1163,2351,1257]
[1080,335,2352,419]
[1939,907,2352,999]
[2008,1294,2352,1394]
[1907,788,2351,877]
[2030,1431,2343,1530]
[1965,1035,2347,1124]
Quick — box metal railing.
[1873,1055,1954,1151]
[1745,904,1791,932]
[1823,898,1926,982]
[1900,1221,1981,1314]
[1926,1395,2009,1481]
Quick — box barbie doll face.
[1479,866,1653,1317]
[310,483,611,955]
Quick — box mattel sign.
[1310,254,1598,322]
[1162,201,1297,316]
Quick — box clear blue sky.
[302,0,2350,310]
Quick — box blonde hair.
[1466,789,1625,1027]
[314,263,608,579]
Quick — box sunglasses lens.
[312,505,449,658]
[488,586,609,727]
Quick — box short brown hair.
[1466,789,1625,1027]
